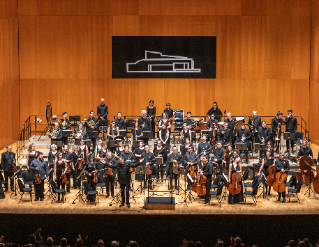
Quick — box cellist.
[228,156,243,204]
[297,140,313,163]
[257,150,274,195]
[274,152,290,203]
[199,155,213,204]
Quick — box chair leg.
[288,191,291,202]
[297,194,300,203]
[244,195,246,205]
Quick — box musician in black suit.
[213,142,224,173]
[167,146,183,190]
[284,110,297,153]
[121,145,134,189]
[258,121,271,145]
[103,152,117,198]
[147,100,156,138]
[114,112,125,130]
[1,146,16,192]
[200,155,213,204]
[236,123,251,164]
[60,112,71,145]
[86,110,98,152]
[97,98,108,120]
[271,111,284,153]
[49,123,62,141]
[154,140,167,182]
[30,152,48,201]
[140,145,155,189]
[103,156,139,208]
[138,110,152,145]
[218,123,232,145]
[274,152,290,203]
[183,146,199,189]
[207,102,223,122]
[197,135,212,156]
[248,111,262,144]
[297,140,313,169]
[183,112,195,131]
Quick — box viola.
[93,171,98,183]
[266,165,276,186]
[77,153,85,170]
[12,159,17,173]
[35,173,41,184]
[191,170,207,196]
[61,173,68,185]
[228,172,241,194]
[107,161,113,176]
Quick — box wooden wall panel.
[241,0,267,16]
[266,0,311,16]
[18,0,62,16]
[215,0,241,16]
[0,0,18,17]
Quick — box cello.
[228,171,241,195]
[191,168,207,196]
[266,163,276,186]
[297,155,314,185]
[272,159,287,193]
[312,160,319,194]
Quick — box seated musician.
[49,123,62,141]
[85,154,98,202]
[86,110,98,152]
[218,123,232,145]
[197,135,212,156]
[183,146,199,190]
[114,112,125,130]
[62,144,74,192]
[235,123,251,164]
[258,150,274,196]
[154,140,167,182]
[274,151,290,203]
[107,121,120,153]
[228,156,243,204]
[167,146,183,190]
[163,103,173,118]
[102,152,117,198]
[199,155,213,204]
[207,102,223,122]
[74,124,87,145]
[159,124,170,151]
[181,123,192,144]
[213,142,225,173]
[138,110,152,144]
[248,111,262,144]
[140,145,155,190]
[183,112,195,131]
[181,137,191,157]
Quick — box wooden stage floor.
[1,178,319,215]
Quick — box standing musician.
[60,112,71,145]
[95,139,103,158]
[86,110,98,152]
[297,140,313,162]
[48,144,58,182]
[159,124,170,150]
[223,145,235,172]
[218,122,232,145]
[139,145,155,190]
[271,111,284,154]
[138,110,152,144]
[97,98,108,120]
[207,102,223,122]
[197,135,212,156]
[147,100,156,138]
[62,144,74,192]
[79,139,89,165]
[274,152,290,203]
[49,123,62,141]
[248,111,262,144]
[54,152,66,201]
[158,112,171,130]
[199,155,213,204]
[114,112,125,130]
[26,143,36,171]
[224,113,236,146]
[154,140,167,182]
[213,142,225,173]
[236,123,251,164]
[121,145,134,189]
[183,146,199,189]
[284,110,297,153]
[85,154,98,202]
[183,112,195,131]
[103,156,139,208]
[107,121,120,153]
[258,121,271,146]
[1,146,16,192]
[163,103,174,118]
[131,121,143,149]
[102,152,117,198]
[228,156,243,204]
[181,123,192,144]
[74,124,87,145]
[258,150,274,196]
[167,146,183,190]
[30,152,48,201]
[71,145,82,190]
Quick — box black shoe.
[119,204,124,207]
[112,195,115,198]
[34,198,38,201]
[40,198,44,201]
[282,199,286,203]
[105,194,110,198]
[204,200,209,204]
[127,203,131,208]
[175,186,179,190]
[129,188,133,191]
[168,187,172,190]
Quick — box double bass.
[191,168,207,196]
[273,159,287,193]
[297,155,314,185]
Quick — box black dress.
[181,129,191,144]
[147,106,156,138]
[228,163,244,204]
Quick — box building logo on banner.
[112,36,216,79]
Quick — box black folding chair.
[21,171,33,188]
[17,179,32,203]
[83,181,99,206]
[244,181,260,206]
[96,177,106,195]
[49,180,66,204]
[211,175,222,190]
[244,176,259,191]
[286,174,297,188]
[288,180,303,203]
[209,182,225,206]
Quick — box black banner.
[112,36,216,79]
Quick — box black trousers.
[4,171,14,190]
[156,164,165,181]
[103,175,115,196]
[90,138,96,153]
[34,179,44,199]
[168,165,178,188]
[62,137,68,145]
[286,140,295,151]
[120,183,130,205]
[56,172,66,201]
[205,178,212,202]
[65,173,71,191]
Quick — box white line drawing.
[126,51,201,73]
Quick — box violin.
[93,170,98,183]
[228,171,241,195]
[107,161,113,176]
[61,172,68,185]
[77,152,85,170]
[35,173,41,184]
[191,168,207,196]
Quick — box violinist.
[257,150,274,195]
[197,135,212,156]
[140,145,155,190]
[274,152,290,203]
[183,112,195,131]
[181,123,192,144]
[102,152,117,198]
[54,152,66,201]
[158,112,171,130]
[107,121,120,153]
[284,110,297,153]
[167,146,183,190]
[1,145,16,192]
[48,144,57,182]
[122,145,134,189]
[236,123,251,164]
[79,139,89,165]
[147,100,156,138]
[159,124,170,150]
[183,146,199,189]
[30,152,48,201]
[154,140,167,182]
[228,156,243,204]
[26,143,36,171]
[62,144,74,192]
[213,142,225,173]
[86,110,98,152]
[85,154,97,202]
[199,155,213,204]
[71,145,81,190]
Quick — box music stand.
[51,140,63,150]
[180,145,185,156]
[201,130,214,138]
[284,132,295,141]
[132,140,139,148]
[255,143,266,157]
[119,130,127,138]
[62,130,72,139]
[172,166,186,194]
[98,120,109,126]
[190,131,196,144]
[69,115,80,122]
[109,140,118,148]
[134,166,148,194]
[83,140,92,149]
[142,131,152,139]
[44,168,55,197]
[87,130,99,140]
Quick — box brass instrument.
[59,118,68,129]
[88,120,96,127]
[47,129,59,138]
[275,123,281,141]
[252,117,258,134]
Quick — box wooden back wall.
[1,0,319,149]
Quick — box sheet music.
[187,173,194,183]
[223,173,229,183]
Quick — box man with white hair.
[248,111,262,144]
[97,98,108,120]
[138,110,151,144]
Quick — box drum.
[198,122,207,131]
[235,117,245,130]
